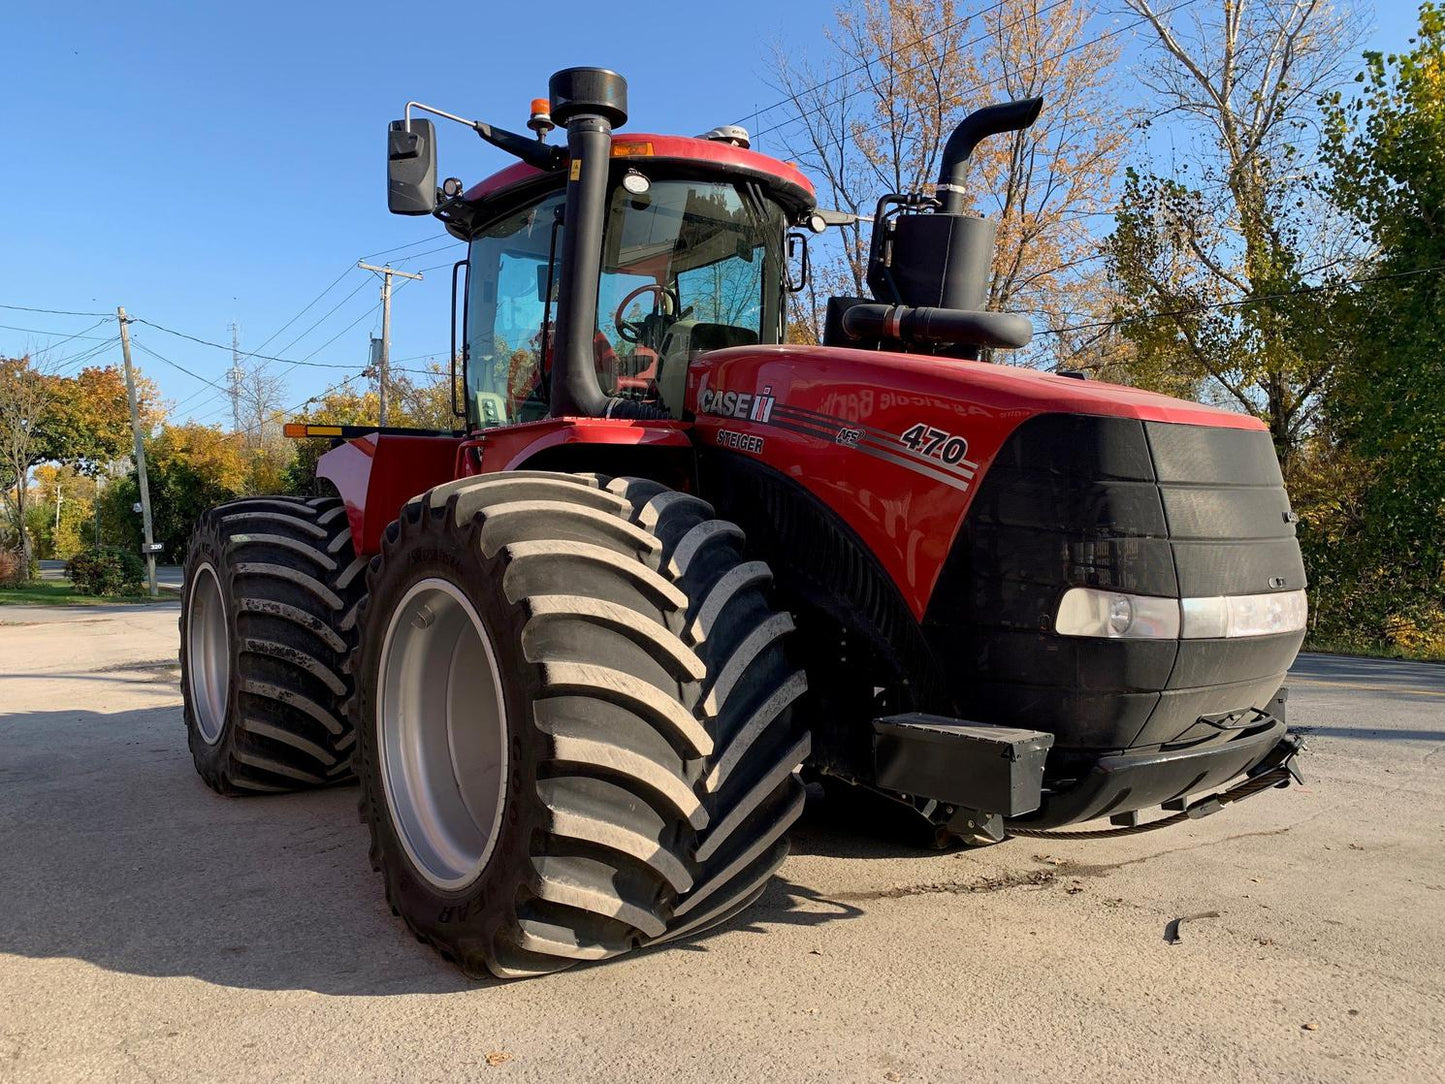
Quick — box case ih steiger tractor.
[179,68,1308,978]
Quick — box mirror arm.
[405,101,564,172]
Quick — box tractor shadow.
[787,782,968,859]
[0,706,860,995]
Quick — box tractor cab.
[385,70,816,431]
[461,167,791,429]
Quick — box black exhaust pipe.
[548,68,627,418]
[935,97,1043,214]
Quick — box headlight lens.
[1055,587,1181,639]
[1055,587,1307,640]
[1180,590,1309,639]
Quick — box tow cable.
[1006,736,1306,840]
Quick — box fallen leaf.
[1302,1023,1319,1032]
[884,1073,902,1082]
[485,1051,513,1067]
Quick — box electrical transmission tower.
[229,322,243,433]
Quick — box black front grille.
[923,414,1306,753]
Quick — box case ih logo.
[698,384,777,423]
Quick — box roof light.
[527,98,554,139]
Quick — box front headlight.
[1055,587,1307,640]
[1180,590,1309,638]
[1054,587,1181,639]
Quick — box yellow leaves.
[148,423,249,493]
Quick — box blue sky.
[0,0,1419,426]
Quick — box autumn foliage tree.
[1,356,159,565]
[769,0,1130,361]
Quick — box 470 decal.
[899,423,969,465]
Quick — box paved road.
[1,607,1441,1083]
[37,558,182,591]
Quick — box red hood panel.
[686,345,1263,619]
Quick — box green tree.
[105,424,248,561]
[0,356,52,563]
[1104,0,1362,476]
[1317,2,1445,653]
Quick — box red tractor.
[179,68,1307,978]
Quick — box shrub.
[66,546,146,597]
[0,548,24,587]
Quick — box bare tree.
[1106,0,1364,465]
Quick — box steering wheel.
[614,283,682,344]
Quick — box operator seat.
[656,321,759,417]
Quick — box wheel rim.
[377,578,509,891]
[186,562,230,745]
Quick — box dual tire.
[180,474,810,977]
[180,496,367,793]
[351,472,811,977]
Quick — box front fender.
[317,433,462,557]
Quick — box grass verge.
[0,581,162,606]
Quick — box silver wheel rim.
[377,578,509,891]
[186,562,230,745]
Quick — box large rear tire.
[180,496,367,794]
[352,471,810,977]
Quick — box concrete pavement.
[1,606,1441,1082]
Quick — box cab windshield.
[465,177,785,426]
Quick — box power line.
[1040,261,1445,338]
[127,337,237,398]
[0,321,113,342]
[134,317,373,370]
[248,265,357,358]
[291,299,385,367]
[0,303,111,317]
[269,278,373,359]
[53,336,122,375]
[390,241,462,266]
[359,233,451,261]
[751,0,1191,145]
[736,0,1010,130]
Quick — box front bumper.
[1008,718,1297,829]
[871,698,1305,837]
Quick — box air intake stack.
[828,97,1043,359]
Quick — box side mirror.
[786,231,810,294]
[388,119,437,215]
[536,262,560,303]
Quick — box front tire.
[353,471,810,977]
[180,496,366,793]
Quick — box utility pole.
[117,307,158,598]
[54,477,63,531]
[357,262,423,426]
[229,322,243,433]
